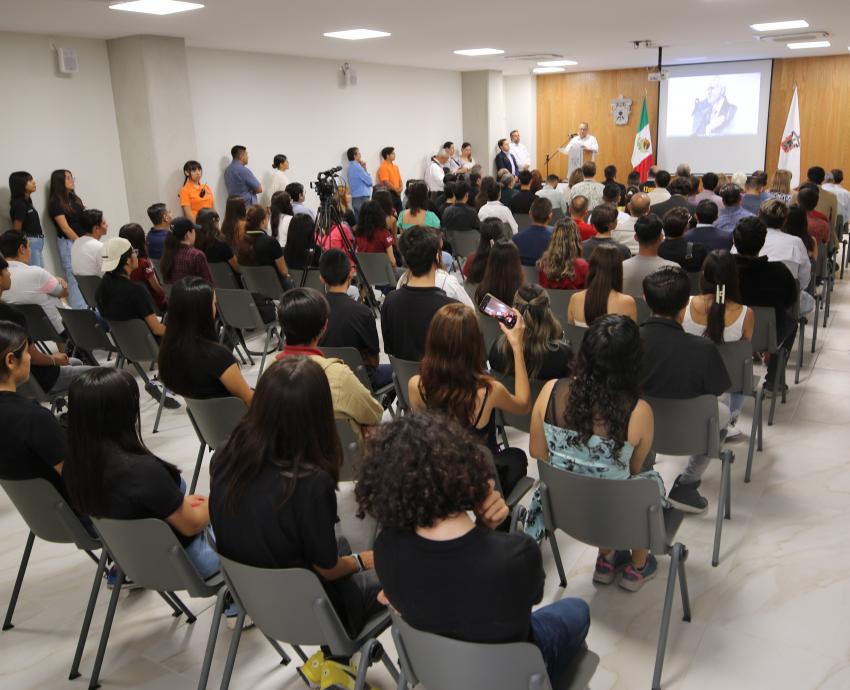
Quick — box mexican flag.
[631,96,653,182]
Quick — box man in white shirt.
[621,214,678,298]
[561,121,599,176]
[509,130,531,171]
[425,150,449,194]
[647,170,672,206]
[478,184,518,234]
[285,182,316,221]
[824,169,850,223]
[613,192,650,255]
[568,162,605,211]
[71,208,108,277]
[0,231,68,335]
[536,174,567,214]
[265,154,291,205]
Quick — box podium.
[568,147,595,178]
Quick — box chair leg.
[381,648,401,682]
[257,328,272,377]
[263,635,291,665]
[88,565,124,690]
[152,380,166,434]
[651,548,680,690]
[396,671,410,690]
[167,592,196,623]
[547,532,568,588]
[218,609,246,690]
[197,588,227,690]
[353,638,378,690]
[69,549,108,679]
[158,591,184,618]
[757,390,764,451]
[744,401,758,483]
[767,349,786,427]
[675,545,692,623]
[811,300,819,353]
[824,282,831,327]
[724,453,733,520]
[190,443,206,494]
[712,453,732,567]
[3,531,35,631]
[795,321,804,384]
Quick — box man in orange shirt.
[377,146,403,211]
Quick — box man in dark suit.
[685,200,732,251]
[692,78,737,136]
[650,176,696,218]
[494,138,518,177]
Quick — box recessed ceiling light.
[453,48,505,57]
[787,40,831,49]
[533,67,566,74]
[109,0,204,15]
[537,59,577,67]
[323,29,391,40]
[750,19,809,32]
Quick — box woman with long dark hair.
[354,200,398,268]
[238,205,290,286]
[463,218,504,283]
[284,214,322,270]
[526,315,663,591]
[567,244,636,326]
[179,160,215,221]
[475,240,524,307]
[210,357,384,686]
[538,219,588,290]
[46,169,86,309]
[784,205,817,261]
[269,191,294,246]
[9,171,45,267]
[220,195,247,249]
[398,181,440,232]
[158,277,253,406]
[118,223,167,311]
[195,207,240,275]
[160,217,213,285]
[408,303,531,496]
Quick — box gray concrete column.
[461,70,506,177]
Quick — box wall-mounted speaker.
[57,47,79,75]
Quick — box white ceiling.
[1,0,849,74]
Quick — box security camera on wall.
[56,47,79,75]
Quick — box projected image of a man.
[691,78,737,136]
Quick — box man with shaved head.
[569,194,595,240]
[613,191,650,253]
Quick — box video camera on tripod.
[310,165,343,200]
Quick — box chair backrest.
[477,313,504,354]
[645,394,721,458]
[392,615,553,690]
[446,230,480,259]
[14,303,63,343]
[749,306,778,354]
[289,268,325,292]
[240,265,285,301]
[214,288,266,331]
[635,297,651,325]
[551,207,564,221]
[320,347,372,390]
[463,281,478,303]
[493,374,545,433]
[106,318,160,363]
[0,477,99,551]
[717,340,755,396]
[92,517,216,597]
[522,265,538,285]
[389,356,420,410]
[149,258,164,282]
[356,252,396,287]
[75,274,102,310]
[184,396,246,450]
[513,213,531,230]
[16,374,52,403]
[544,289,577,325]
[336,419,361,482]
[687,272,701,296]
[208,262,242,290]
[59,308,116,353]
[562,323,587,356]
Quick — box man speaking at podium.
[561,122,599,177]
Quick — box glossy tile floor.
[1,277,848,690]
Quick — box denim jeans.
[352,196,369,223]
[177,478,221,579]
[27,236,45,268]
[530,598,591,684]
[56,237,86,309]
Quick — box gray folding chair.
[389,356,420,413]
[240,264,286,301]
[336,419,361,482]
[214,288,279,376]
[635,297,652,325]
[15,373,67,413]
[522,264,538,284]
[60,308,118,366]
[290,267,326,291]
[749,306,786,426]
[107,318,173,432]
[320,346,395,402]
[463,280,478,302]
[718,341,764,483]
[790,286,806,384]
[216,557,398,690]
[445,230,480,273]
[513,213,531,230]
[645,395,734,567]
[537,463,689,690]
[687,272,701,296]
[13,302,64,353]
[74,274,102,311]
[184,396,247,493]
[356,252,396,288]
[208,262,242,290]
[551,207,564,222]
[562,323,587,356]
[393,614,599,690]
[812,242,830,335]
[89,517,242,690]
[544,289,577,325]
[477,313,504,355]
[493,373,545,435]
[0,478,106,681]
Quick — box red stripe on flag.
[635,156,653,183]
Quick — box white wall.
[0,32,129,276]
[185,48,464,207]
[504,75,537,169]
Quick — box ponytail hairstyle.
[466,218,504,284]
[182,160,202,186]
[0,320,28,383]
[160,220,195,283]
[699,250,741,344]
[237,205,268,265]
[496,284,566,378]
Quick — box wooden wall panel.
[536,69,659,181]
[766,55,850,182]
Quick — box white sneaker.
[226,614,254,630]
[725,413,743,439]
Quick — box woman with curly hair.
[537,218,589,290]
[408,303,531,496]
[525,314,663,592]
[355,412,590,685]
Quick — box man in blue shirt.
[346,146,373,221]
[512,198,553,266]
[714,184,753,236]
[223,145,262,205]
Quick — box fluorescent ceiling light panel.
[323,29,390,40]
[109,0,204,15]
[537,59,578,67]
[787,40,831,49]
[750,19,809,32]
[453,48,505,56]
[533,67,566,74]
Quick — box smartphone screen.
[479,293,517,328]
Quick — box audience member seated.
[567,167,584,189]
[536,174,567,214]
[715,184,754,236]
[157,277,253,406]
[690,172,723,207]
[649,176,696,218]
[0,231,68,339]
[195,208,239,275]
[161,217,213,285]
[659,207,708,272]
[508,170,537,214]
[498,170,518,208]
[823,169,850,222]
[568,245,637,326]
[238,205,291,287]
[277,288,382,436]
[463,218,504,283]
[221,195,248,249]
[119,223,168,312]
[477,179,518,234]
[748,199,811,294]
[475,240,524,307]
[647,170,671,205]
[512,198,553,266]
[741,176,764,215]
[603,165,626,201]
[8,171,45,267]
[179,160,215,222]
[797,184,830,245]
[732,216,799,393]
[335,183,358,229]
[568,162,605,211]
[210,356,383,685]
[686,200,731,251]
[397,228,473,308]
[537,219,588,290]
[356,412,591,683]
[796,166,837,243]
[612,191,650,253]
[408,303,530,496]
[285,182,316,221]
[768,169,792,204]
[622,214,677,299]
[354,200,398,271]
[441,181,480,232]
[398,181,441,233]
[582,204,631,261]
[467,170,482,207]
[434,174,457,214]
[640,267,731,512]
[269,191,294,247]
[318,249,392,390]
[381,226,458,361]
[284,214,322,270]
[603,183,627,223]
[71,208,107,277]
[525,314,663,590]
[490,284,572,380]
[371,187,399,238]
[146,203,172,260]
[783,205,818,265]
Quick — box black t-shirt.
[488,340,573,380]
[658,237,708,273]
[321,292,380,357]
[175,341,236,399]
[380,286,458,361]
[0,391,68,497]
[47,195,84,239]
[204,239,234,265]
[246,231,283,269]
[0,302,60,391]
[509,190,537,214]
[10,197,43,237]
[375,525,543,644]
[441,204,481,232]
[96,273,155,322]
